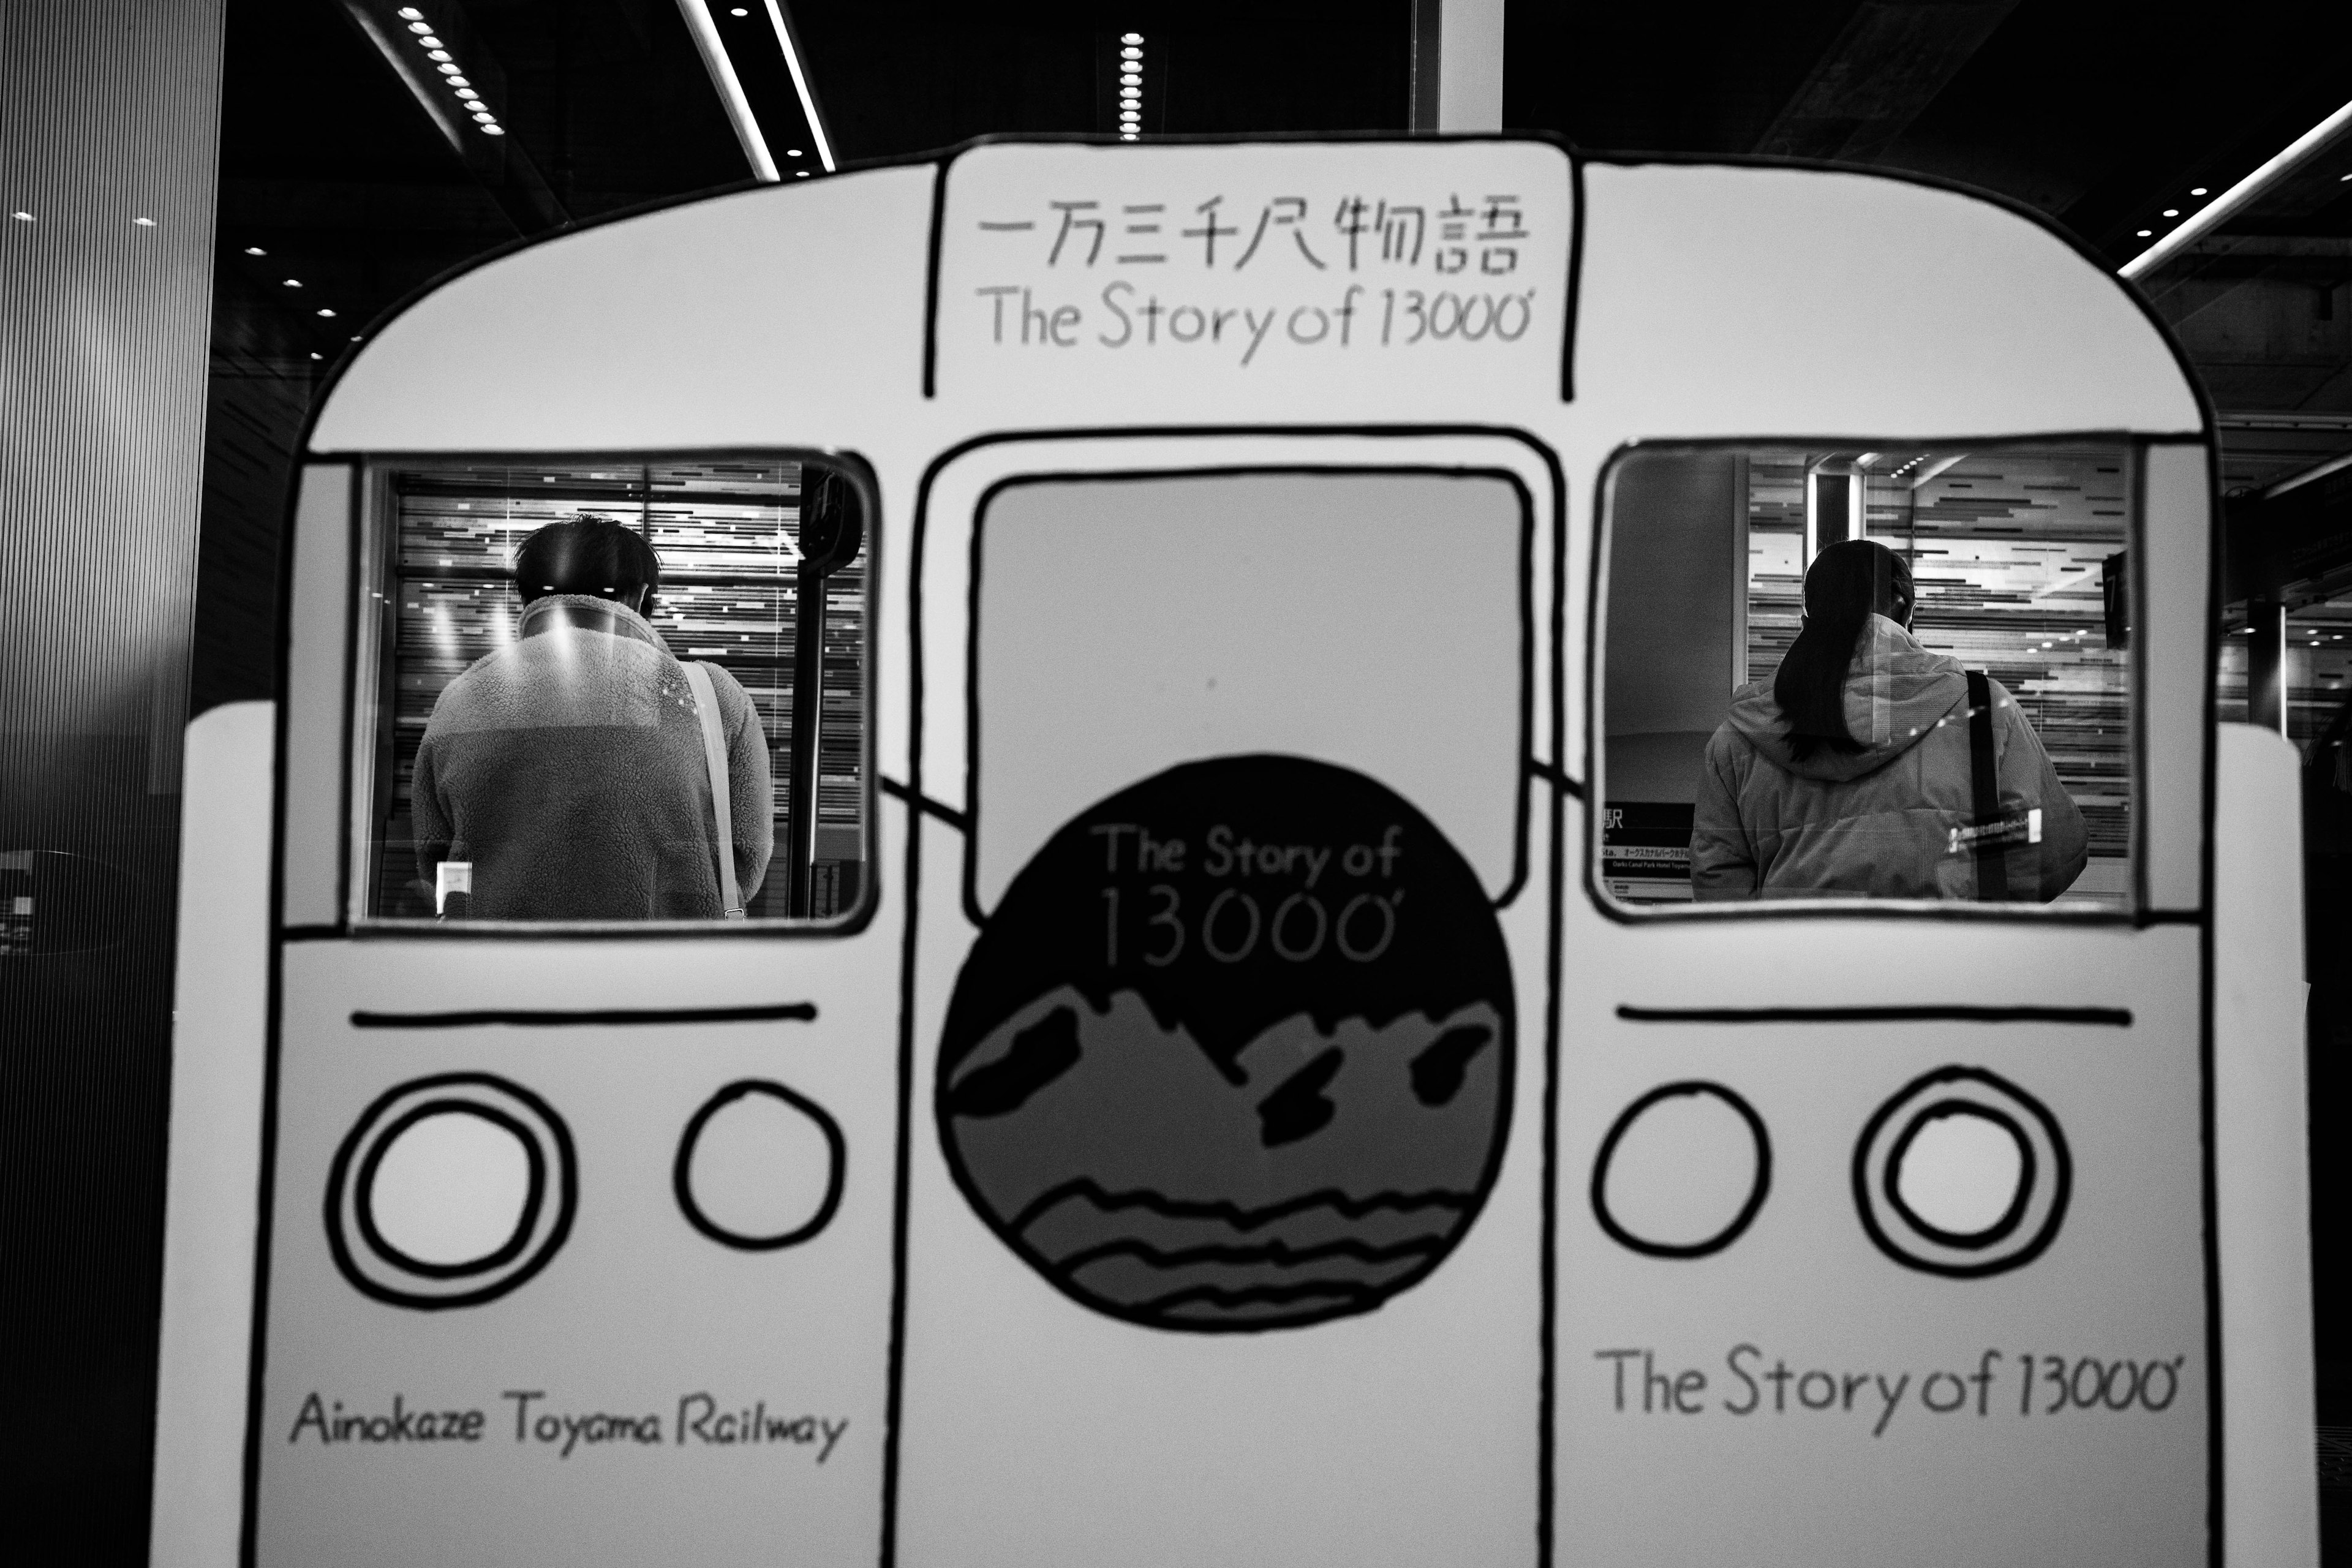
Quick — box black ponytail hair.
[1774,538,1912,762]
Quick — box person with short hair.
[411,516,773,919]
[1690,538,2086,901]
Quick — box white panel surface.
[1575,162,2204,439]
[152,701,276,1568]
[310,168,938,454]
[2214,723,2320,1568]
[971,472,1526,909]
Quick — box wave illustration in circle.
[937,756,1514,1332]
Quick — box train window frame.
[342,447,881,938]
[1586,434,2152,925]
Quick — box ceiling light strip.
[674,0,780,181]
[2120,96,2352,279]
[2263,448,2352,502]
[761,1,835,172]
[392,7,505,137]
[1118,32,1144,141]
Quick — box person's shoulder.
[689,658,761,721]
[1981,674,2035,727]
[421,648,516,727]
[1705,711,1758,759]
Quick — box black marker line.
[921,153,954,398]
[1560,151,1586,402]
[350,1003,817,1028]
[880,468,933,1568]
[1047,1234,1444,1276]
[879,775,967,832]
[1526,757,1583,798]
[1615,1004,2132,1027]
[1129,1279,1379,1316]
[1008,1178,1474,1238]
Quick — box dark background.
[9,2,2348,1560]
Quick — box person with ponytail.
[1689,538,2086,901]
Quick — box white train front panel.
[178,137,2265,1567]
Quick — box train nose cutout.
[1853,1066,2071,1278]
[673,1080,846,1251]
[325,1072,578,1309]
[1590,1082,1773,1259]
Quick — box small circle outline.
[1589,1080,1773,1260]
[673,1079,846,1251]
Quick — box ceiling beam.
[334,0,570,233]
[1753,0,2021,164]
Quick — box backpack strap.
[1965,669,2008,902]
[682,662,745,919]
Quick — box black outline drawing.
[673,1079,848,1251]
[963,459,1539,925]
[225,130,2231,1568]
[1851,1065,2073,1280]
[1583,431,2193,931]
[311,442,886,944]
[1589,1081,1772,1260]
[1617,1004,2132,1027]
[929,754,1518,1336]
[918,134,1580,404]
[322,1071,578,1311]
[352,1003,816,1028]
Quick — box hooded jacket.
[1691,614,2086,902]
[412,594,774,919]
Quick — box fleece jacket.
[412,594,774,919]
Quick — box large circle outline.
[354,1099,546,1278]
[1851,1066,2071,1279]
[673,1079,846,1251]
[1881,1098,2037,1250]
[934,756,1516,1336]
[1589,1080,1773,1259]
[323,1072,577,1311]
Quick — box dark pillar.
[2247,598,2289,735]
[0,1,224,1553]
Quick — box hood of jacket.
[1725,614,1971,782]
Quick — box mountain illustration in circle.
[937,755,1514,1331]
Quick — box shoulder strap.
[681,662,745,919]
[1965,669,2008,902]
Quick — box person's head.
[1773,538,1915,761]
[513,517,662,615]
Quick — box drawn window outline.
[1588,435,2148,922]
[956,456,1544,927]
[344,449,878,934]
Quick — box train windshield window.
[1596,442,2133,913]
[352,455,872,927]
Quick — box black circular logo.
[937,755,1514,1332]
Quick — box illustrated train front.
[154,135,2312,1567]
